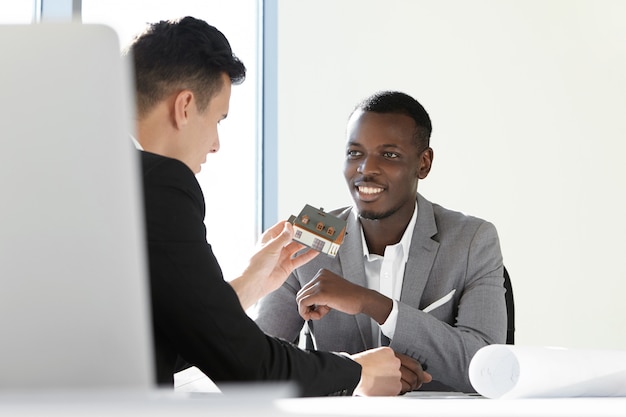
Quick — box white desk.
[5,367,620,416]
[276,394,626,417]
[168,366,626,417]
[1,391,625,417]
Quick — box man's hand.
[396,352,432,394]
[231,221,318,310]
[254,221,319,295]
[349,347,402,396]
[296,269,393,324]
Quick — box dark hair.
[123,16,246,117]
[352,91,432,149]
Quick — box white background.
[82,0,260,280]
[275,0,626,350]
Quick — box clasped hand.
[350,349,432,395]
[296,269,433,394]
[296,268,368,320]
[296,268,393,325]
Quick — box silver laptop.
[0,23,154,390]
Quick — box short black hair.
[352,91,432,149]
[124,16,246,117]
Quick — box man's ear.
[173,90,194,129]
[418,147,434,179]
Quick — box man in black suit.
[125,16,428,397]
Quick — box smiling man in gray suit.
[254,90,507,393]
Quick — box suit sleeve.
[254,270,306,343]
[392,221,507,393]
[143,156,360,397]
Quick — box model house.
[289,204,347,258]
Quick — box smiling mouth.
[358,186,383,195]
[356,186,384,203]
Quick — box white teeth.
[358,186,383,195]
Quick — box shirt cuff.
[379,299,399,339]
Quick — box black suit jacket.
[139,151,360,396]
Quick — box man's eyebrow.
[346,142,403,149]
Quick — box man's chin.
[357,203,402,221]
[358,210,385,221]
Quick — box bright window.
[82,0,260,280]
[0,0,35,23]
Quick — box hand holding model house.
[288,205,347,258]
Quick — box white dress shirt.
[360,203,417,346]
[130,134,143,150]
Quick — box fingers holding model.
[257,221,320,295]
[231,221,318,310]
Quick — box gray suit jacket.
[255,193,507,392]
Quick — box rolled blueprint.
[469,344,626,398]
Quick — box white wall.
[276,0,626,349]
[83,0,260,281]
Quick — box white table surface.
[1,388,625,417]
[5,366,621,417]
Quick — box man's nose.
[357,156,379,175]
[210,135,220,153]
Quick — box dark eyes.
[346,150,362,159]
[346,150,400,159]
[383,152,399,159]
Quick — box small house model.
[288,204,347,258]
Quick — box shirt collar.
[130,134,143,150]
[360,201,418,263]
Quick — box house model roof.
[288,204,347,256]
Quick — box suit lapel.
[339,208,375,349]
[401,194,440,309]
